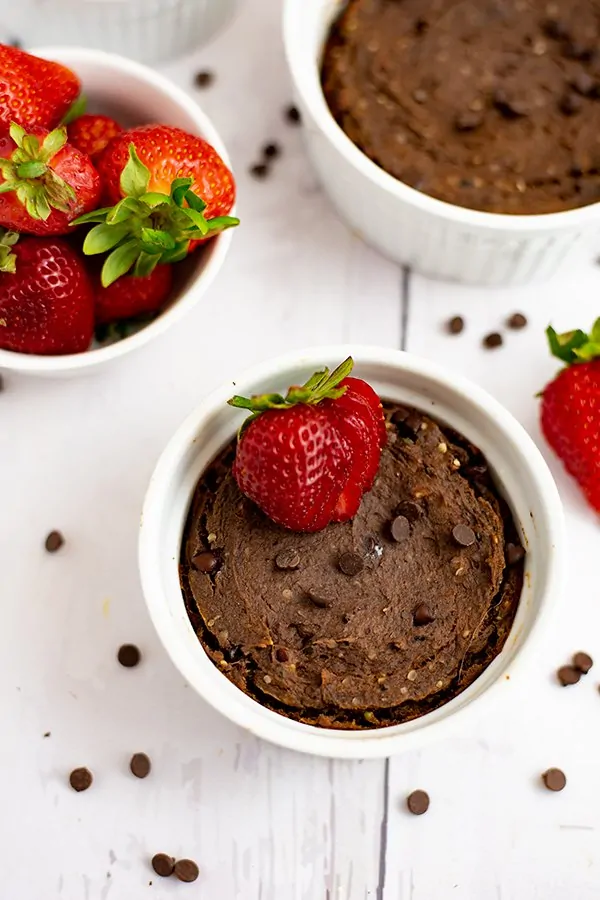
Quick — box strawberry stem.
[0,124,76,221]
[0,227,18,273]
[547,320,600,364]
[229,357,354,413]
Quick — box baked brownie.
[321,0,600,214]
[180,403,523,730]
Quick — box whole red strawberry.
[67,114,123,162]
[74,125,238,286]
[0,234,94,355]
[0,124,101,235]
[94,264,173,325]
[0,45,81,130]
[540,320,600,511]
[228,359,386,531]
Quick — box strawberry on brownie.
[180,361,524,730]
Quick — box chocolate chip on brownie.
[338,551,365,576]
[275,549,301,570]
[452,524,476,547]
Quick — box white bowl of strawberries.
[0,44,238,376]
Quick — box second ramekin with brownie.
[140,347,564,757]
[284,0,600,285]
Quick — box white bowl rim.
[282,0,600,233]
[139,344,565,758]
[0,46,234,374]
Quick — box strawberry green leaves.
[0,228,18,273]
[229,358,354,413]
[72,144,239,287]
[547,319,600,365]
[0,124,76,220]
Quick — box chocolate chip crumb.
[483,332,503,349]
[45,531,64,553]
[285,104,301,125]
[174,859,200,883]
[338,551,364,576]
[250,163,269,180]
[447,315,465,334]
[192,550,220,574]
[152,854,175,877]
[263,142,281,160]
[542,768,566,792]
[506,542,525,565]
[413,603,435,626]
[130,752,151,779]
[194,70,214,88]
[275,549,301,570]
[573,652,593,674]
[117,644,141,668]
[69,767,93,792]
[406,789,430,815]
[452,524,476,547]
[507,312,528,330]
[557,664,581,686]
[391,515,411,542]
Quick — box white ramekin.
[2,0,240,63]
[0,47,234,378]
[139,346,565,758]
[283,0,600,286]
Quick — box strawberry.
[67,114,122,162]
[228,359,386,532]
[73,125,238,287]
[0,233,94,355]
[0,44,81,130]
[0,123,101,235]
[93,263,173,325]
[540,320,600,512]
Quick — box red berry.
[0,236,94,355]
[0,44,80,130]
[93,264,173,324]
[67,114,122,161]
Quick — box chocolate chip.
[493,89,530,118]
[573,652,593,674]
[152,854,175,877]
[174,860,199,883]
[506,542,525,565]
[250,163,269,179]
[391,407,410,424]
[194,70,214,88]
[413,603,435,626]
[363,533,384,567]
[45,531,64,553]
[455,111,483,132]
[224,645,243,663]
[285,104,301,125]
[391,516,411,542]
[294,623,314,640]
[452,524,476,547]
[557,665,581,686]
[507,312,528,330]
[117,644,141,668]
[542,768,566,792]
[69,767,93,792]
[559,93,583,116]
[276,648,289,663]
[447,315,465,334]
[396,500,422,522]
[571,72,597,97]
[192,550,220,574]
[406,790,430,815]
[130,753,151,779]
[483,332,503,349]
[412,88,428,104]
[563,41,594,62]
[263,142,281,159]
[338,551,364,576]
[541,18,569,40]
[275,549,300,570]
[307,591,332,609]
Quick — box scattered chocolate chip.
[117,644,141,668]
[506,542,525,566]
[542,768,566,792]
[559,93,583,116]
[338,551,364,576]
[406,790,430,815]
[455,110,483,132]
[541,18,569,41]
[557,664,581,686]
[363,533,384,567]
[194,70,214,88]
[573,652,593,674]
[43,731,51,738]
[174,860,200,883]
[412,88,428,104]
[130,753,151,779]
[507,312,528,330]
[250,163,269,180]
[276,648,289,663]
[306,591,332,609]
[263,142,281,160]
[563,41,594,62]
[452,524,476,547]
[285,104,301,125]
[192,550,220,574]
[483,332,503,349]
[447,315,465,334]
[493,89,530,118]
[69,767,93,792]
[45,531,64,553]
[413,603,435,626]
[391,516,411,543]
[571,71,597,97]
[152,854,175,877]
[275,549,300,570]
[396,500,422,522]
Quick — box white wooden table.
[2,3,600,898]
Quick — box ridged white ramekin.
[139,346,565,758]
[283,0,600,286]
[2,0,239,64]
